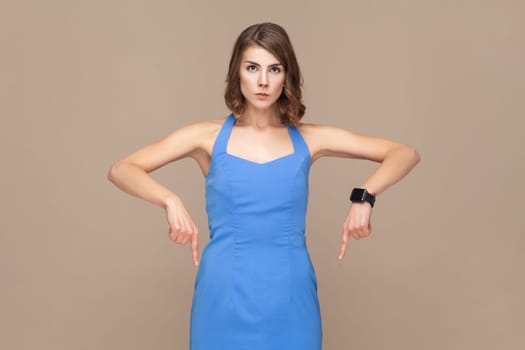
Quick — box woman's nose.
[258,72,268,87]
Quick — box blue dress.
[190,113,322,349]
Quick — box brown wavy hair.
[224,22,305,127]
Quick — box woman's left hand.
[338,202,372,260]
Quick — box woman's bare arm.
[107,119,220,267]
[107,119,216,209]
[300,122,421,260]
[302,123,421,196]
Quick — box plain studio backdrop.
[1,0,523,349]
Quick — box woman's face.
[239,45,286,112]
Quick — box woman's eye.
[247,65,257,72]
[270,67,281,73]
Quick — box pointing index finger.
[339,234,349,260]
[192,233,199,267]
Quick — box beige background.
[2,0,524,349]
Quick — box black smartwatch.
[349,188,376,207]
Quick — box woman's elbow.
[107,161,125,183]
[406,145,421,165]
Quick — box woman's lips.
[256,93,269,98]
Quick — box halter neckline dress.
[190,113,322,350]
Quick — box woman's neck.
[234,105,283,128]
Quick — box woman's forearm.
[360,145,420,196]
[107,161,180,209]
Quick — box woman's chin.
[246,99,278,111]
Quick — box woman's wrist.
[162,195,181,210]
[359,185,377,196]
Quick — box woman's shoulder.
[294,120,354,159]
[147,115,229,163]
[295,120,336,137]
[172,115,230,156]
[175,114,229,136]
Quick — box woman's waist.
[207,227,307,247]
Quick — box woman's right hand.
[164,197,200,267]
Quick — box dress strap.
[287,123,311,160]
[211,113,236,156]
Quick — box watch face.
[351,188,366,201]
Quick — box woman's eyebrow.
[244,60,282,67]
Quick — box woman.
[108,22,420,350]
